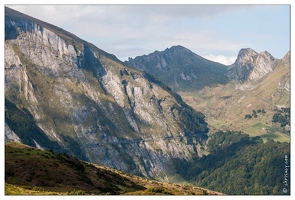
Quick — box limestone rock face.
[5,123,20,142]
[5,7,208,181]
[278,51,291,93]
[226,48,277,84]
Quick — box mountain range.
[4,7,290,195]
[126,44,290,141]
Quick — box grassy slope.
[5,142,222,195]
[179,60,290,142]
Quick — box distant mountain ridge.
[125,45,229,91]
[127,46,285,92]
[226,48,277,83]
[127,44,290,142]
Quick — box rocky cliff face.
[226,48,277,85]
[277,51,290,93]
[5,7,208,181]
[125,45,229,91]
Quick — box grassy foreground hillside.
[5,142,222,195]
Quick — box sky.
[4,4,291,65]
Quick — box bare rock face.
[5,123,20,142]
[5,7,208,181]
[278,51,291,93]
[226,48,277,84]
[281,51,290,68]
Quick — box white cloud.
[4,5,276,61]
[202,54,236,65]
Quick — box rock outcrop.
[226,48,277,84]
[5,7,208,181]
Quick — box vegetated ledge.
[5,142,223,195]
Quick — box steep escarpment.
[5,7,208,181]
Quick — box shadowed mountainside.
[125,45,229,91]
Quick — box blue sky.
[5,4,291,65]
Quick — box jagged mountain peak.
[234,48,258,66]
[164,45,191,52]
[162,45,199,58]
[234,48,275,67]
[128,45,192,61]
[282,51,290,61]
[280,51,290,68]
[260,50,273,56]
[125,46,228,91]
[237,48,258,56]
[226,48,277,83]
